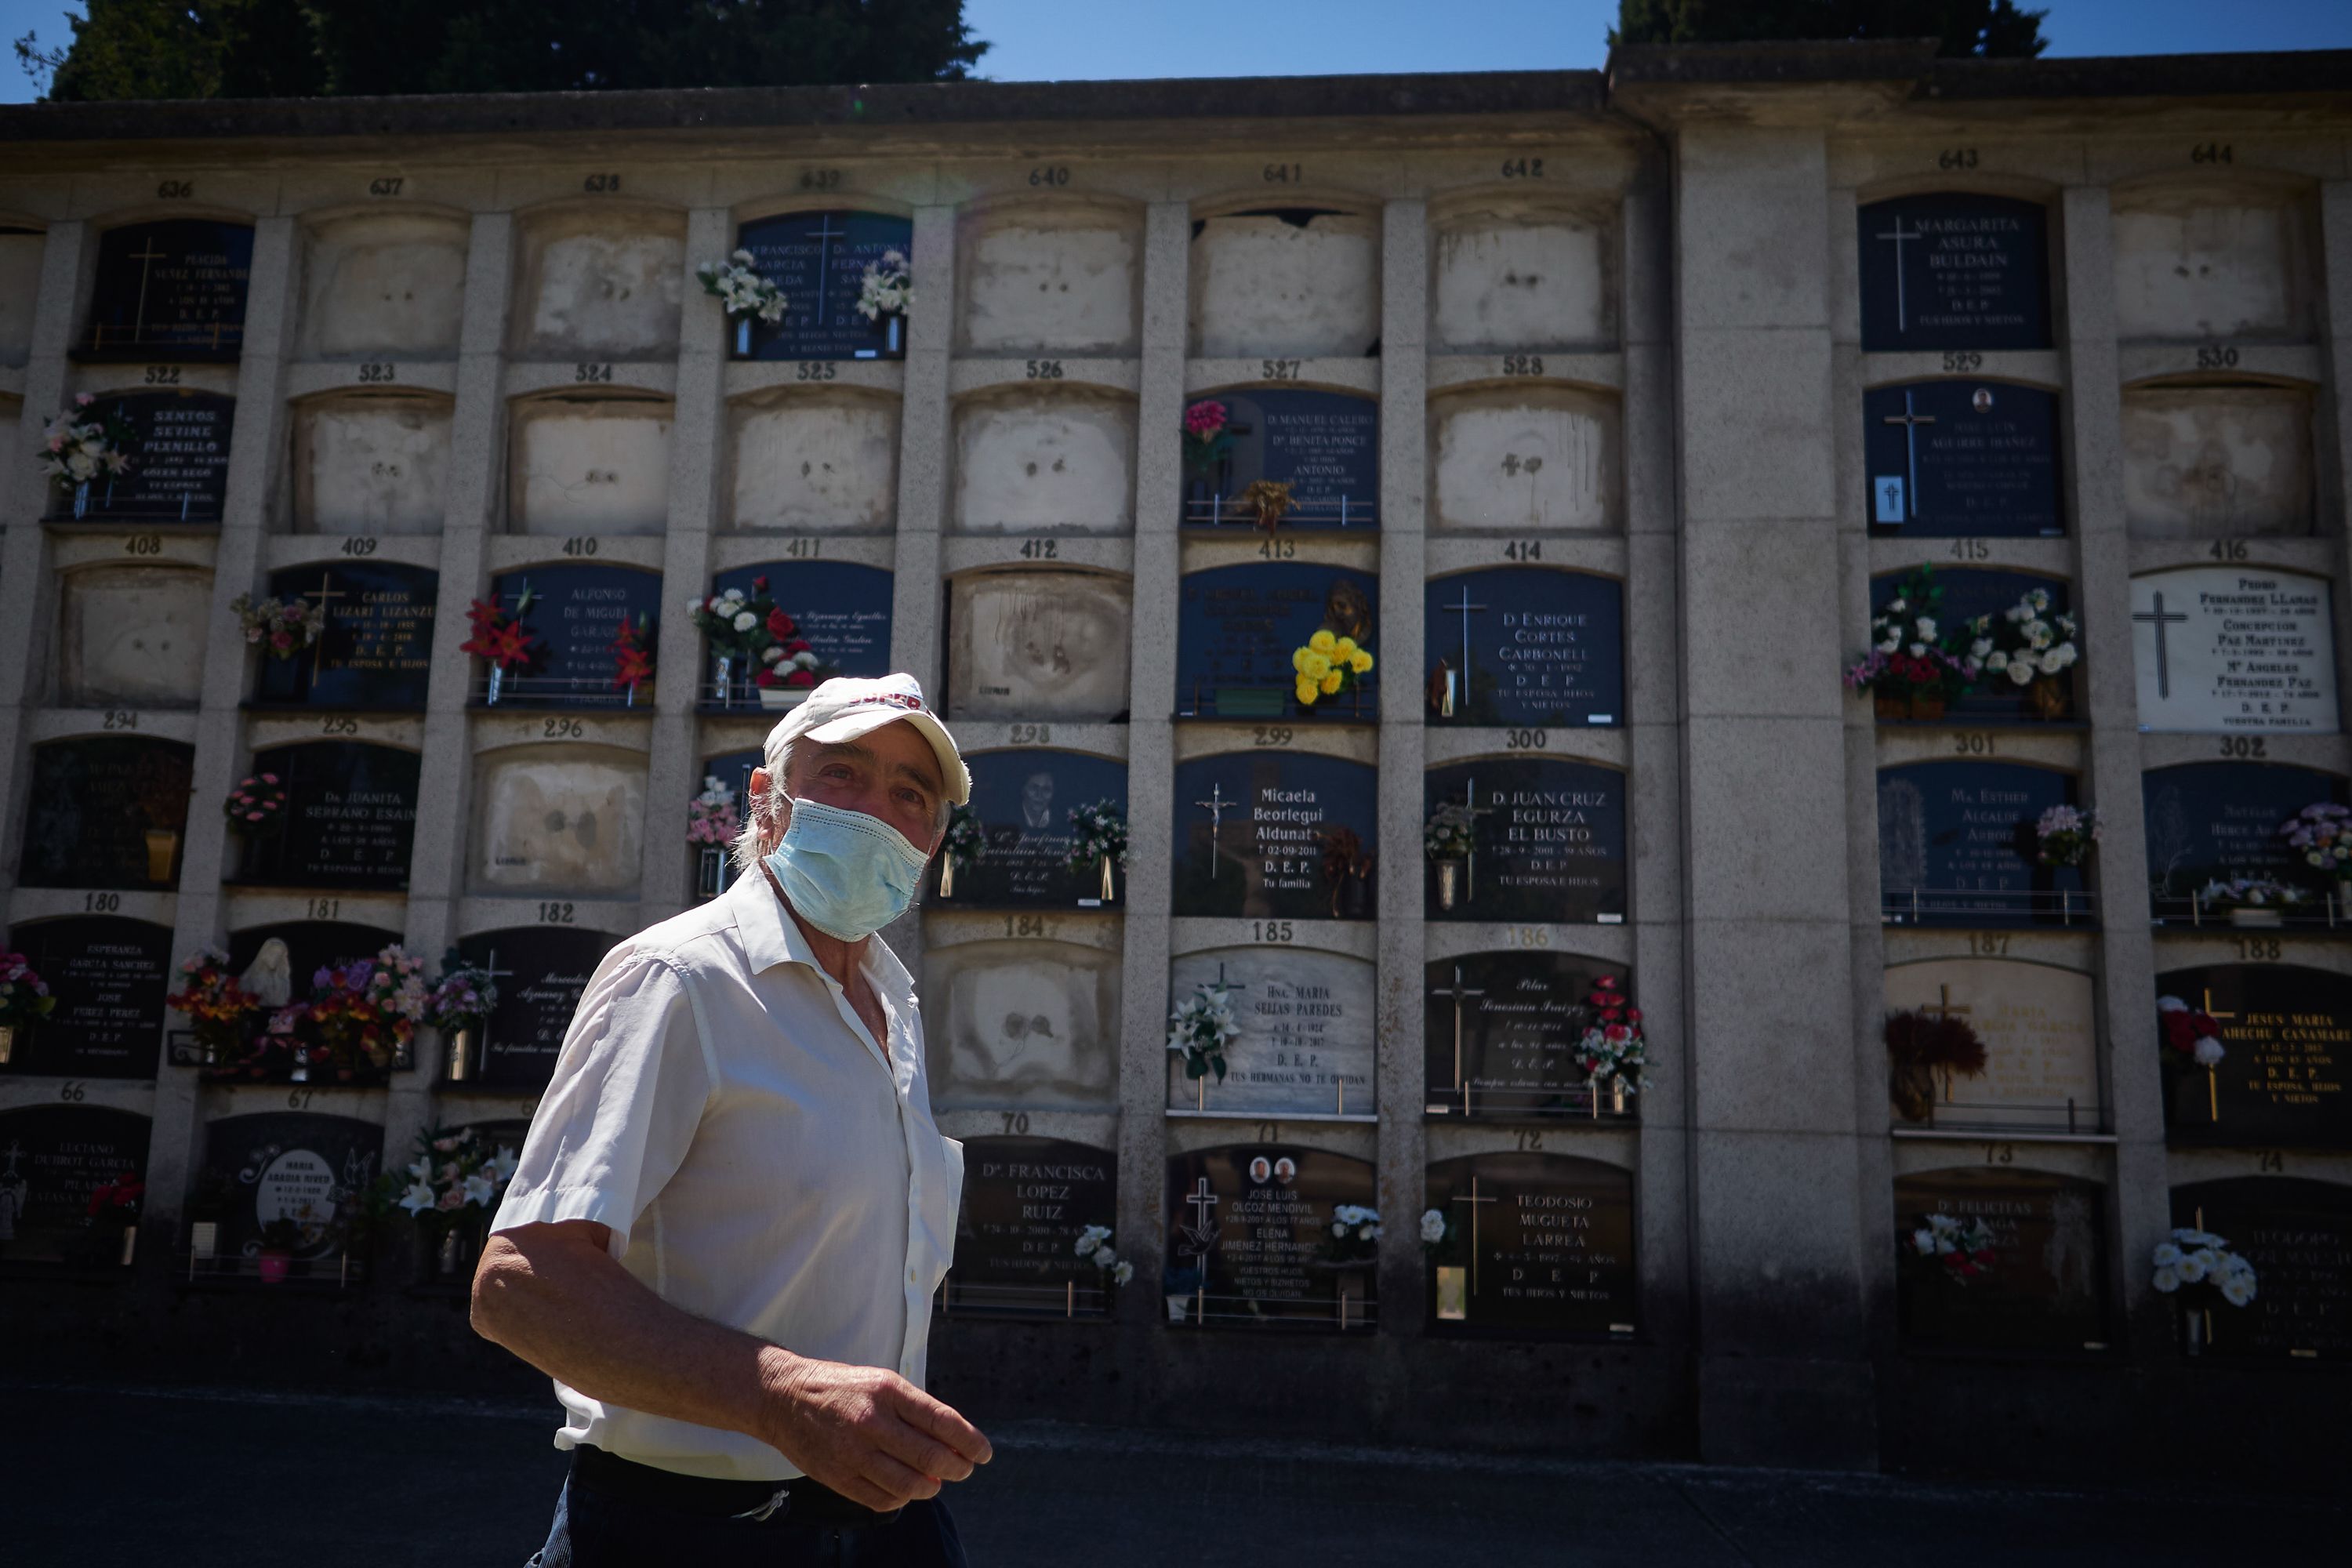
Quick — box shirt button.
[908,1266,919,1283]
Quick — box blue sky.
[0,0,2348,103]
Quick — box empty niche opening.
[298,209,470,359]
[507,390,674,535]
[510,203,686,359]
[1428,383,1620,532]
[2122,379,2315,539]
[470,742,648,897]
[726,386,901,534]
[2110,177,2318,343]
[1429,194,1617,353]
[953,383,1136,535]
[0,224,45,366]
[1189,205,1379,360]
[956,198,1142,355]
[57,562,213,709]
[292,390,454,535]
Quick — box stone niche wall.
[470,744,648,896]
[508,392,674,535]
[296,210,470,359]
[1428,383,1621,532]
[56,564,212,708]
[2110,179,2318,341]
[2122,382,2315,539]
[956,199,1142,355]
[925,935,1122,1109]
[0,224,45,365]
[953,385,1136,534]
[1189,205,1380,359]
[510,204,686,359]
[727,388,900,533]
[946,569,1133,720]
[1429,194,1617,352]
[292,392,454,535]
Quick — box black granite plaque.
[1869,568,2075,723]
[252,562,437,710]
[1422,759,1627,924]
[2172,1177,2352,1360]
[1877,760,2086,927]
[485,564,662,707]
[1424,568,1623,728]
[0,1105,151,1266]
[1858,193,2053,354]
[946,1135,1120,1318]
[1865,380,2063,538]
[937,750,1129,909]
[1895,1168,2111,1352]
[712,562,894,683]
[1425,951,1626,1118]
[1182,388,1379,530]
[1171,752,1379,920]
[2155,965,2352,1149]
[1424,1152,1635,1338]
[456,927,621,1092]
[51,390,235,524]
[1175,562,1381,720]
[733,209,913,361]
[1164,1145,1378,1331]
[78,219,254,360]
[234,742,419,891]
[3,917,172,1080]
[201,1112,382,1265]
[18,736,193,891]
[2143,763,2348,926]
[227,923,404,992]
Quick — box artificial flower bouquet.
[936,803,985,896]
[695,250,789,322]
[1065,798,1127,901]
[1573,975,1648,1109]
[230,593,328,662]
[609,613,655,696]
[1323,1204,1382,1265]
[688,775,741,849]
[2033,804,2100,869]
[37,393,134,499]
[2197,876,2307,927]
[1962,585,2079,717]
[460,592,539,701]
[1238,478,1294,535]
[1073,1223,1137,1289]
[1884,1007,1988,1123]
[0,949,56,1064]
[2153,1227,2258,1355]
[221,772,286,833]
[428,955,498,1036]
[1167,980,1240,1083]
[1909,1212,1998,1284]
[2280,802,2352,906]
[856,249,913,321]
[1182,399,1234,477]
[1846,567,1973,718]
[164,946,267,1066]
[1292,628,1373,710]
[373,1123,521,1279]
[248,946,430,1082]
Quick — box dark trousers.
[528,1448,969,1567]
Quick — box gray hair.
[726,733,953,877]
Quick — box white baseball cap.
[762,673,971,806]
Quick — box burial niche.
[1182,388,1378,531]
[1877,760,2085,928]
[958,200,1140,355]
[471,744,648,897]
[1883,957,2100,1134]
[18,735,193,891]
[57,563,212,710]
[1869,568,2077,724]
[726,388,899,533]
[2142,761,2347,925]
[227,921,403,991]
[730,209,913,361]
[298,209,469,359]
[946,1135,1120,1318]
[1163,1144,1379,1331]
[1429,385,1620,533]
[1425,568,1623,728]
[480,564,662,707]
[292,393,453,535]
[508,392,673,535]
[1189,205,1378,359]
[2,916,172,1080]
[232,741,420,891]
[511,204,685,359]
[953,386,1135,535]
[932,748,1129,909]
[456,927,622,1091]
[51,390,234,524]
[1425,1152,1636,1338]
[1423,757,1627,924]
[1425,950,1632,1120]
[1171,752,1380,922]
[2122,383,2315,539]
[1894,1169,2111,1353]
[1857,192,2052,354]
[2170,1177,2352,1360]
[1167,944,1375,1117]
[710,561,894,688]
[1174,561,1380,720]
[2110,180,2317,343]
[1431,197,1617,353]
[250,561,437,710]
[1866,379,2063,538]
[924,938,1121,1111]
[947,569,1131,721]
[78,218,253,360]
[0,1105,151,1267]
[0,225,45,365]
[2154,964,2352,1151]
[200,1112,382,1273]
[2131,567,2336,735]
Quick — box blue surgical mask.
[763,797,931,941]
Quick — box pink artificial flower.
[74,393,93,406]
[260,774,280,784]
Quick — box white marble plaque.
[926,938,1120,1109]
[947,571,1132,720]
[59,564,212,708]
[1432,387,1620,532]
[1167,946,1377,1116]
[299,211,470,358]
[2132,566,2339,734]
[728,392,899,533]
[510,396,673,535]
[953,390,1134,534]
[1189,211,1378,359]
[2122,386,2313,539]
[293,394,452,534]
[1885,958,2099,1129]
[471,748,648,895]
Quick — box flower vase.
[143,829,178,884]
[2183,1305,2208,1357]
[713,653,735,708]
[118,1223,137,1266]
[2028,678,2070,721]
[757,684,793,710]
[1908,692,1947,721]
[2229,907,2284,928]
[73,480,90,520]
[1098,855,1116,903]
[733,317,753,358]
[698,845,727,901]
[256,1250,291,1286]
[1612,1078,1628,1115]
[445,1026,477,1083]
[1872,691,1907,722]
[485,664,504,706]
[1166,1294,1192,1325]
[0,1024,12,1065]
[937,857,956,898]
[1435,858,1462,911]
[884,314,905,355]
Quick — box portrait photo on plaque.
[1170,751,1379,921]
[250,561,437,710]
[0,1105,152,1268]
[1857,193,2052,354]
[2131,567,2339,735]
[2170,1178,2352,1361]
[1423,757,1626,924]
[945,1135,1120,1319]
[730,209,913,361]
[2155,964,2352,1150]
[17,735,194,891]
[1894,1168,2111,1353]
[1865,380,2063,539]
[1,916,173,1080]
[1877,760,2088,927]
[1424,568,1623,728]
[933,749,1128,909]
[1163,1144,1378,1332]
[2143,761,2349,927]
[1175,561,1379,721]
[1181,387,1378,530]
[1423,1152,1635,1338]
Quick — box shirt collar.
[726,866,918,1008]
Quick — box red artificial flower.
[752,575,770,593]
[766,607,798,640]
[1972,1249,1996,1267]
[2191,1012,2219,1039]
[784,669,817,688]
[783,638,812,658]
[753,666,779,688]
[2161,1012,2197,1054]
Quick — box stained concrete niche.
[947,570,1133,720]
[926,937,1121,1109]
[953,386,1136,535]
[58,564,212,708]
[1189,207,1379,359]
[2111,180,2317,342]
[1430,197,1617,352]
[726,388,899,533]
[292,393,454,535]
[1429,383,1621,532]
[297,211,469,359]
[509,393,674,535]
[958,201,1141,355]
[0,226,46,365]
[2122,383,2314,539]
[510,205,686,359]
[470,745,647,895]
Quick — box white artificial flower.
[731,611,757,632]
[2176,1250,2211,1285]
[397,1181,437,1217]
[1073,1225,1112,1257]
[2028,623,2054,651]
[2153,1265,2180,1292]
[1367,1225,1383,1241]
[731,248,755,267]
[491,1147,519,1182]
[2039,650,2066,675]
[1987,651,2009,671]
[2220,1272,2256,1307]
[2176,1229,2227,1248]
[1913,1228,1936,1255]
[1419,1209,1446,1244]
[407,1156,434,1182]
[2152,1242,2184,1268]
[1915,618,1937,639]
[2157,996,2188,1014]
[683,595,706,619]
[2193,1037,2226,1068]
[462,1173,499,1207]
[1330,1219,1348,1236]
[2007,660,2035,686]
[761,644,785,663]
[1888,598,1907,614]
[1112,1260,1134,1286]
[1879,635,1900,654]
[1970,638,1994,659]
[1092,1246,1116,1269]
[1908,643,1928,659]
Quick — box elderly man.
[474,673,991,1567]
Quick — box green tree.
[1613,0,2048,58]
[17,0,989,101]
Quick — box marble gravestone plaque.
[1858,193,2053,353]
[1895,1169,2111,1352]
[0,1106,151,1266]
[946,1135,1119,1317]
[456,928,620,1092]
[2131,568,2339,735]
[1870,569,2075,724]
[1424,568,1622,728]
[59,564,212,710]
[1425,951,1623,1119]
[236,742,419,891]
[1423,759,1628,925]
[486,564,661,706]
[202,1112,382,1266]
[1884,959,2100,1133]
[1167,946,1376,1116]
[18,736,193,891]
[1171,752,1379,921]
[227,922,401,990]
[947,571,1132,722]
[2155,965,2352,1150]
[712,562,894,684]
[2,917,172,1080]
[1425,1152,1636,1337]
[1164,1145,1379,1330]
[2172,1178,2352,1360]
[735,210,913,361]
[926,939,1120,1111]
[938,750,1129,909]
[1182,389,1378,530]
[2143,762,2347,924]
[1877,760,2084,927]
[474,748,647,896]
[1175,563,1380,720]
[252,562,437,710]
[55,391,234,524]
[1865,381,2063,538]
[79,219,254,359]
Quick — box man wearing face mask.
[474,673,991,1568]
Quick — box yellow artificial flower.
[1290,647,1312,673]
[1308,629,1338,655]
[1348,648,1374,674]
[1299,652,1332,681]
[1333,635,1357,657]
[1319,670,1343,695]
[1295,677,1320,705]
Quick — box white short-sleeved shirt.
[492,868,964,1482]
